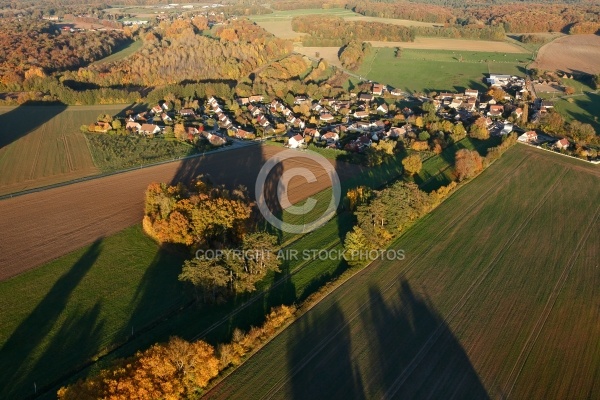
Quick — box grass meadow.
[553,91,600,133]
[90,40,143,66]
[206,144,600,400]
[357,47,528,93]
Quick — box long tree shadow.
[0,240,102,399]
[0,101,67,149]
[287,303,365,400]
[362,279,489,399]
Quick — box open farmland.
[357,48,528,92]
[369,37,527,53]
[251,8,436,41]
[532,34,600,75]
[0,105,111,195]
[0,144,361,281]
[206,144,600,400]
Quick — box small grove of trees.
[179,232,280,302]
[455,149,483,181]
[339,40,372,71]
[343,181,456,267]
[58,305,296,399]
[143,178,251,248]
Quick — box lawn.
[90,40,143,66]
[206,144,600,400]
[357,47,528,93]
[553,91,600,133]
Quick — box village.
[87,72,593,163]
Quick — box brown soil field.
[0,144,360,281]
[369,37,528,53]
[294,46,343,68]
[256,21,307,40]
[532,34,600,75]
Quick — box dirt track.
[0,144,360,281]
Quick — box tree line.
[58,304,296,399]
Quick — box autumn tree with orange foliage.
[143,177,251,248]
[455,149,483,181]
[57,337,220,400]
[58,305,296,399]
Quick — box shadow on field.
[0,101,67,149]
[361,280,489,399]
[284,279,488,400]
[288,303,366,400]
[0,240,102,399]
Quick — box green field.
[357,48,528,93]
[250,8,358,22]
[206,144,600,399]
[0,225,188,399]
[90,40,143,66]
[0,105,121,195]
[553,92,600,133]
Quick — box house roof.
[140,123,158,132]
[291,134,304,142]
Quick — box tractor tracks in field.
[261,155,531,399]
[28,131,43,181]
[383,168,569,399]
[62,135,74,172]
[503,204,600,399]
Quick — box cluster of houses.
[87,70,590,158]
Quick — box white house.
[288,134,305,149]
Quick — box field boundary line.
[504,204,600,398]
[382,167,569,399]
[260,153,530,399]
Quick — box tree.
[179,258,229,303]
[418,131,430,141]
[521,103,529,124]
[174,123,187,141]
[402,154,422,176]
[455,149,483,181]
[488,87,507,102]
[343,226,370,268]
[451,122,467,142]
[469,117,489,140]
